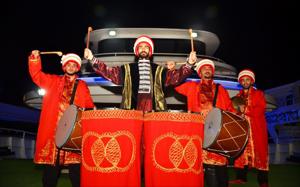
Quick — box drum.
[80,109,143,187]
[143,112,205,187]
[55,104,82,152]
[203,108,249,158]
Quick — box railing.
[0,128,36,159]
[275,125,300,144]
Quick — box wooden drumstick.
[40,51,63,56]
[189,28,194,52]
[86,26,93,49]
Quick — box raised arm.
[84,48,123,85]
[165,51,197,86]
[28,50,57,89]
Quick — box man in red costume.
[28,50,95,187]
[229,69,269,187]
[84,35,197,112]
[175,59,234,187]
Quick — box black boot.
[204,164,228,187]
[258,169,269,187]
[259,183,269,187]
[204,164,218,187]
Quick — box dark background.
[1,0,298,107]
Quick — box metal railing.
[0,128,36,159]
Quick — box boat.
[23,28,277,110]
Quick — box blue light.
[78,77,118,86]
[79,76,243,90]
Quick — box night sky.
[1,0,298,107]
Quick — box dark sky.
[1,0,298,107]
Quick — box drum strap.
[212,83,220,107]
[70,80,79,105]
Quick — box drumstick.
[188,28,194,52]
[86,26,93,49]
[40,51,63,56]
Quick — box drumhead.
[55,105,78,148]
[203,107,222,148]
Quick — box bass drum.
[55,105,82,152]
[203,107,249,158]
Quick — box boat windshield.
[96,38,206,54]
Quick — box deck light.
[108,30,117,36]
[191,32,198,38]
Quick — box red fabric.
[175,81,234,114]
[234,87,269,170]
[143,112,204,187]
[28,55,94,165]
[81,110,143,187]
[175,81,234,165]
[136,93,152,111]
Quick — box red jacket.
[29,56,94,165]
[175,81,234,165]
[234,87,269,170]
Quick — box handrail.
[0,127,36,138]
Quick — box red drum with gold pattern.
[143,112,205,187]
[80,109,143,187]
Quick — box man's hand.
[239,104,246,113]
[188,51,197,65]
[31,50,40,58]
[84,48,94,61]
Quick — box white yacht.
[23,28,277,110]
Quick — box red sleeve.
[91,58,123,85]
[28,55,58,89]
[245,90,266,117]
[75,81,95,109]
[174,82,192,96]
[217,86,235,112]
[165,64,193,87]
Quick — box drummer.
[84,35,197,112]
[175,59,235,187]
[28,50,95,187]
[229,69,269,187]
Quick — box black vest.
[120,62,167,110]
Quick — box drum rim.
[55,105,79,148]
[166,109,185,113]
[99,107,120,110]
[203,107,222,148]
